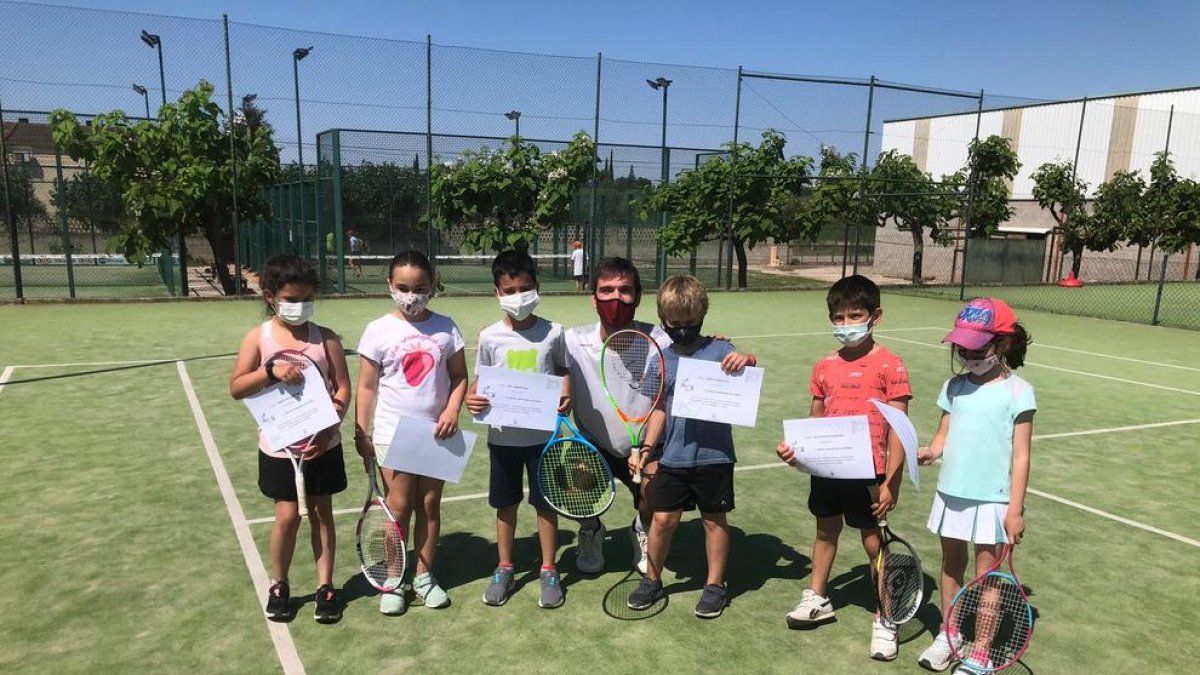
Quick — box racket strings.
[949,575,1031,667]
[602,338,663,418]
[877,547,922,623]
[538,440,612,518]
[361,505,406,586]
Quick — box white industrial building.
[872,86,1200,283]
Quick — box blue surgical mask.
[832,320,872,347]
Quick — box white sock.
[633,516,645,534]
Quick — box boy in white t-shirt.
[466,250,572,608]
[569,240,585,290]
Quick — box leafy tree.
[1031,161,1103,278]
[643,130,814,288]
[1142,152,1200,276]
[50,81,280,294]
[799,146,863,255]
[869,150,950,285]
[1092,169,1147,273]
[430,132,595,252]
[943,135,1022,238]
[49,169,126,235]
[341,160,425,247]
[0,162,48,221]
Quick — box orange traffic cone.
[1057,271,1084,288]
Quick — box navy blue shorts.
[258,444,348,501]
[489,443,553,512]
[808,474,883,530]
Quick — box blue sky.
[3,0,1198,170]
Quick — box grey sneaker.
[482,566,516,607]
[694,583,728,619]
[627,576,665,610]
[538,568,565,609]
[576,522,606,574]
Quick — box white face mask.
[276,300,314,326]
[957,351,1001,376]
[832,320,872,347]
[499,290,540,322]
[391,289,431,316]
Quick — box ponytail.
[997,322,1032,369]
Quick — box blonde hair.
[657,275,708,323]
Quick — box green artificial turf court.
[1,290,1197,673]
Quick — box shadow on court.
[656,521,811,602]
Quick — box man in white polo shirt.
[564,256,671,575]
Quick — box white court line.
[0,366,13,396]
[245,490,492,526]
[176,362,305,675]
[884,335,1200,397]
[1027,489,1200,548]
[1032,343,1200,373]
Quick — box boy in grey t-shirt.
[465,251,571,609]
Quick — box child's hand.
[354,434,375,460]
[917,446,939,465]
[272,359,304,386]
[627,451,649,477]
[720,351,755,374]
[557,395,572,415]
[465,393,490,416]
[776,440,797,466]
[301,428,334,461]
[1004,509,1025,545]
[434,409,459,439]
[872,484,896,518]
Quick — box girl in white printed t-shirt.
[355,250,468,615]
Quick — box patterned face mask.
[957,351,1001,376]
[391,289,430,316]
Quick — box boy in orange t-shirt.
[776,274,912,661]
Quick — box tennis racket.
[866,476,924,627]
[537,414,615,519]
[267,348,329,518]
[947,544,1034,673]
[355,456,407,592]
[599,329,665,485]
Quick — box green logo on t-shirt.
[506,348,538,372]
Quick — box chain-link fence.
[2,0,1197,328]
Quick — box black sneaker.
[314,584,342,623]
[627,576,665,610]
[694,583,728,619]
[265,580,290,621]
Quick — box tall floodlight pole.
[647,77,671,286]
[131,84,150,119]
[504,110,521,138]
[140,29,186,295]
[293,47,312,256]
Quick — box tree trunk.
[734,238,748,289]
[204,218,238,296]
[1071,245,1084,277]
[910,224,925,286]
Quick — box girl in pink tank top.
[230,254,351,623]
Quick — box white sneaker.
[918,631,961,672]
[629,520,649,575]
[870,617,898,661]
[576,522,606,574]
[785,588,835,628]
[954,655,993,675]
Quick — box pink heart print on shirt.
[400,350,436,386]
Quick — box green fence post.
[53,147,76,298]
[332,130,346,293]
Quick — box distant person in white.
[570,240,586,290]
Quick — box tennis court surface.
[1,290,1196,674]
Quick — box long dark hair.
[994,322,1032,369]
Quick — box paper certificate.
[384,416,479,483]
[472,366,563,432]
[670,357,764,427]
[243,364,340,451]
[869,399,920,489]
[783,415,876,479]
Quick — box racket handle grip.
[295,473,308,518]
[631,448,642,485]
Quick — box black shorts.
[490,443,552,512]
[807,474,883,530]
[648,463,734,514]
[258,444,348,501]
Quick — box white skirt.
[926,491,1009,544]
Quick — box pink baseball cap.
[943,297,1017,350]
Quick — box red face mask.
[595,297,636,328]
